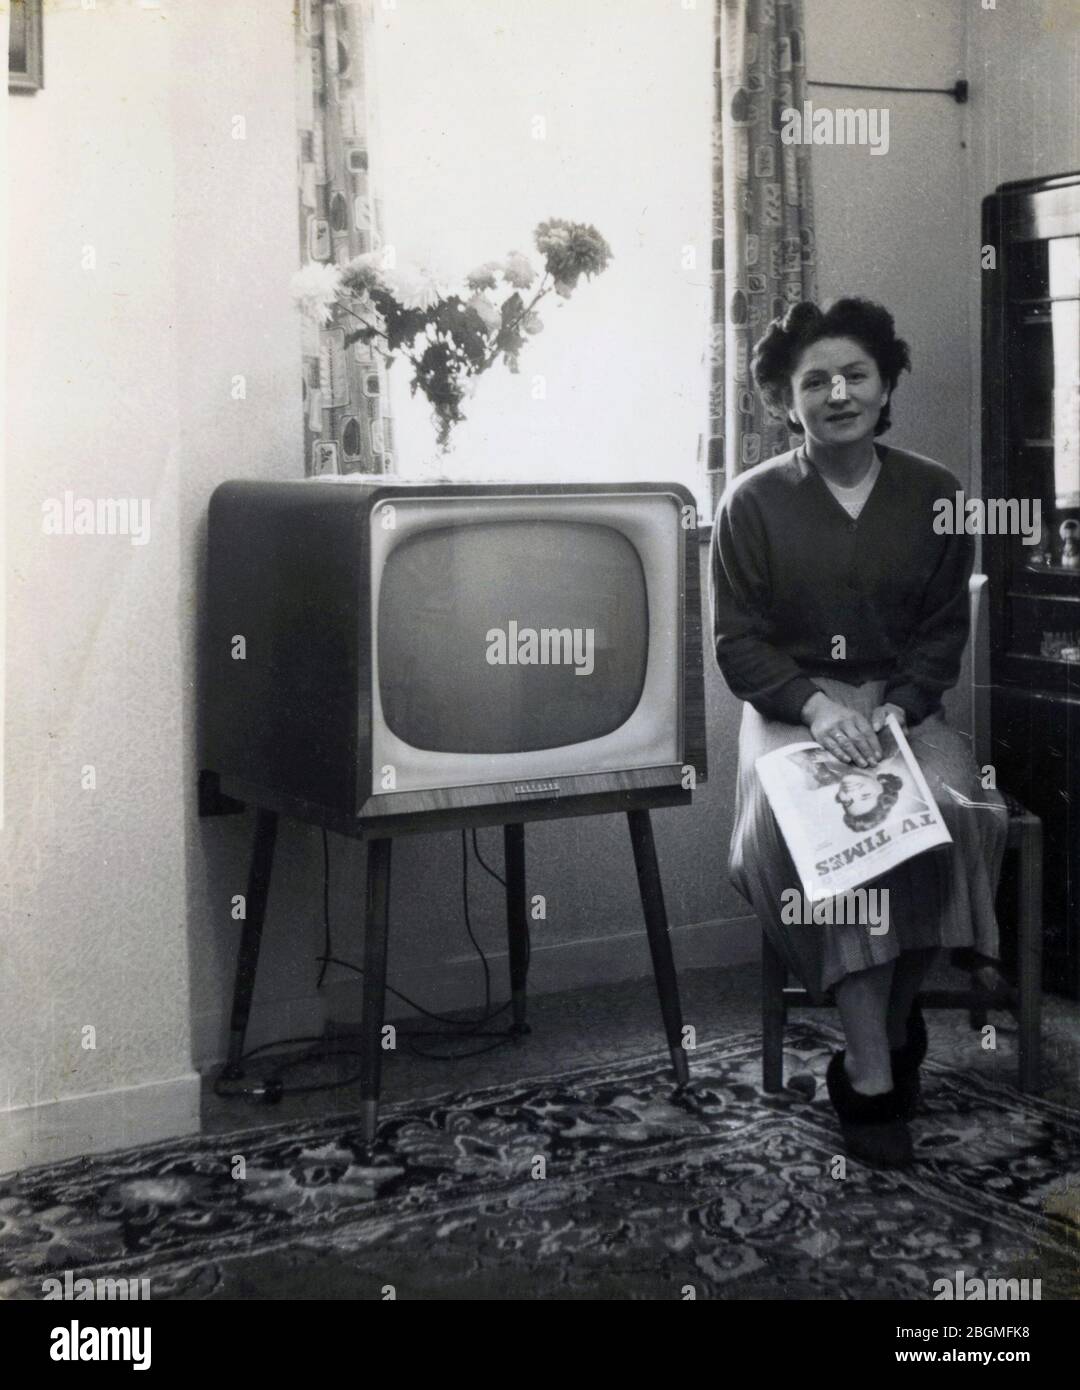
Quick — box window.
[372,0,711,507]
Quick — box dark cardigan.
[708,443,974,726]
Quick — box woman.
[709,297,1008,1169]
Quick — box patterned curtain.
[296,0,394,477]
[708,0,817,511]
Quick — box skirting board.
[187,917,756,1067]
[321,913,762,1029]
[191,913,762,1069]
[0,1071,202,1178]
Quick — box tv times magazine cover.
[754,713,953,905]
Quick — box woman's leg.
[886,948,938,1048]
[835,958,895,1095]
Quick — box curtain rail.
[806,78,968,104]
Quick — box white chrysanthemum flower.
[465,261,503,291]
[503,251,537,289]
[467,293,502,334]
[351,249,391,273]
[290,261,343,326]
[340,250,388,294]
[382,264,446,312]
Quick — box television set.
[202,478,707,832]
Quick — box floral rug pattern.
[1,1024,1078,1300]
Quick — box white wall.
[372,0,713,501]
[4,0,191,1168]
[967,0,1080,194]
[805,0,971,492]
[2,0,302,1170]
[965,0,1080,530]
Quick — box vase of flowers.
[291,219,612,451]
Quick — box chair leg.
[762,934,786,1093]
[1017,818,1043,1093]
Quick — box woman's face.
[836,773,881,817]
[786,335,887,448]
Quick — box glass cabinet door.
[1049,237,1080,513]
[1003,232,1080,679]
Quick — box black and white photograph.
[2,0,1079,1345]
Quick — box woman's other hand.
[870,702,907,734]
[801,691,883,767]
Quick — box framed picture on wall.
[9,0,44,94]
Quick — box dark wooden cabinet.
[983,171,1080,997]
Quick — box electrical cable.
[471,826,506,886]
[218,824,532,1098]
[316,955,512,1060]
[472,826,530,973]
[315,830,514,1025]
[213,1045,369,1101]
[314,828,527,1058]
[460,827,493,1020]
[211,1034,349,1103]
[315,953,511,1027]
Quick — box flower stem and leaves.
[290,219,612,450]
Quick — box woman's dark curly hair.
[751,297,912,436]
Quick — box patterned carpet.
[1,1022,1078,1300]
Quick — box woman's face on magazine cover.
[787,335,888,448]
[835,772,882,817]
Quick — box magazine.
[754,713,952,905]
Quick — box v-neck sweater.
[819,450,882,518]
[708,443,975,725]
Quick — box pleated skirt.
[729,677,1009,999]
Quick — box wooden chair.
[760,575,1044,1094]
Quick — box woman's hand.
[801,692,883,767]
[870,702,907,734]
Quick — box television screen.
[377,520,649,753]
[368,490,683,795]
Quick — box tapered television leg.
[627,808,690,1087]
[222,807,278,1080]
[504,823,531,1038]
[360,837,393,1145]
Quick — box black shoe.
[890,1002,928,1120]
[825,1051,914,1169]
